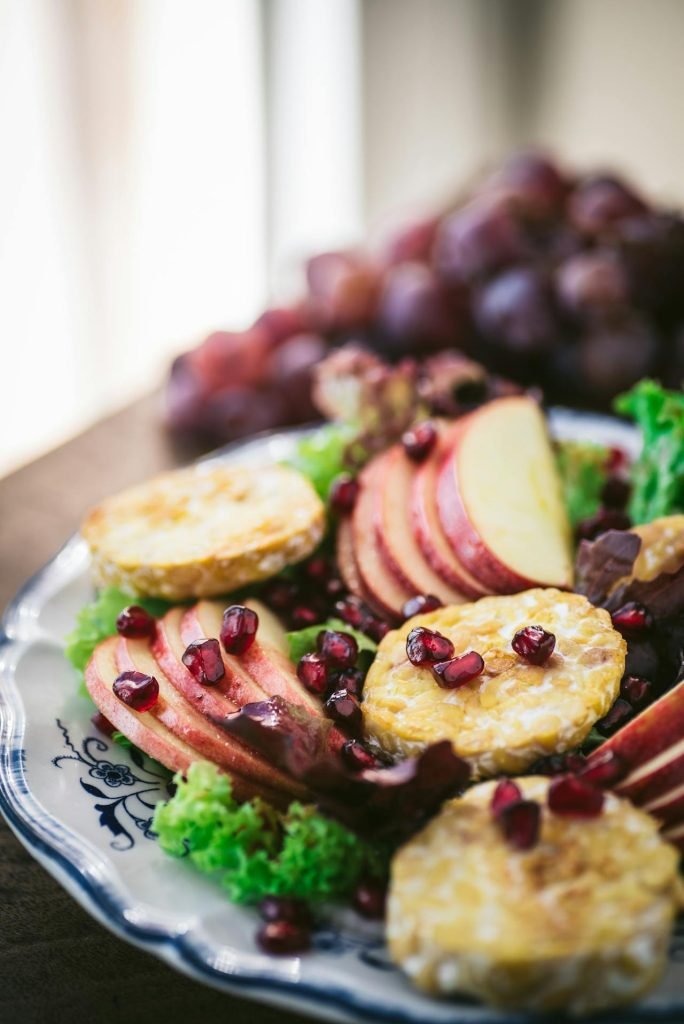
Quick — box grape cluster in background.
[167,151,684,446]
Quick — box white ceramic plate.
[2,414,683,1024]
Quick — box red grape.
[377,262,459,354]
[568,175,646,237]
[555,250,630,320]
[474,267,559,355]
[433,198,527,284]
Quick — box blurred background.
[2,0,684,476]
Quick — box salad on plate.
[66,357,684,1017]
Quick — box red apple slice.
[115,635,307,800]
[437,396,573,593]
[336,517,366,598]
[372,446,468,606]
[187,600,323,716]
[351,466,414,620]
[411,427,492,599]
[154,607,265,713]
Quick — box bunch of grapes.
[167,152,684,445]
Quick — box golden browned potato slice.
[82,463,325,600]
[388,777,682,1014]
[362,589,625,776]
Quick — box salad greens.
[616,380,684,525]
[153,761,386,903]
[65,586,169,693]
[287,618,376,665]
[287,423,355,502]
[555,441,609,528]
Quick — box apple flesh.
[115,635,306,801]
[351,465,414,620]
[372,446,467,604]
[437,396,573,592]
[189,600,323,716]
[411,427,492,599]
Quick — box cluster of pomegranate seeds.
[304,556,330,584]
[578,748,628,788]
[317,629,358,669]
[606,446,628,474]
[490,780,540,851]
[290,605,320,629]
[401,421,438,462]
[512,625,556,665]
[547,775,604,817]
[341,739,381,772]
[112,671,159,712]
[595,697,633,736]
[91,711,116,737]
[620,674,652,708]
[401,594,442,619]
[115,605,156,639]
[611,602,652,633]
[333,595,390,644]
[182,638,225,685]
[334,667,365,697]
[325,689,362,733]
[221,605,259,655]
[262,579,299,611]
[575,508,631,542]
[432,651,484,689]
[329,474,359,514]
[296,652,329,695]
[406,626,454,666]
[352,878,387,919]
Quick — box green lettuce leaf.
[287,618,376,665]
[152,761,386,903]
[555,440,608,528]
[615,380,684,524]
[65,587,170,695]
[286,423,355,502]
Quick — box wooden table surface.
[0,396,310,1024]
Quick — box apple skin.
[351,465,414,621]
[436,431,540,594]
[411,429,491,600]
[336,517,369,600]
[115,635,307,801]
[86,636,195,777]
[187,600,323,716]
[372,446,467,606]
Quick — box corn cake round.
[362,588,625,776]
[388,776,681,1014]
[82,463,325,600]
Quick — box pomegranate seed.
[259,896,312,927]
[325,689,362,732]
[406,626,454,666]
[297,653,328,695]
[263,579,300,611]
[182,638,225,685]
[611,602,652,633]
[329,474,359,514]
[401,594,442,620]
[401,421,438,462]
[576,508,631,542]
[548,775,604,817]
[256,920,310,955]
[353,879,387,919]
[332,667,365,697]
[220,605,259,655]
[334,596,372,631]
[606,446,628,473]
[290,605,320,629]
[579,749,628,789]
[595,697,633,736]
[491,778,523,816]
[366,618,390,643]
[512,625,556,665]
[305,557,331,583]
[600,476,631,510]
[432,651,484,689]
[497,799,541,851]
[91,711,116,737]
[112,671,159,712]
[116,605,155,639]
[620,674,652,708]
[325,577,345,599]
[317,629,358,669]
[341,740,380,771]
